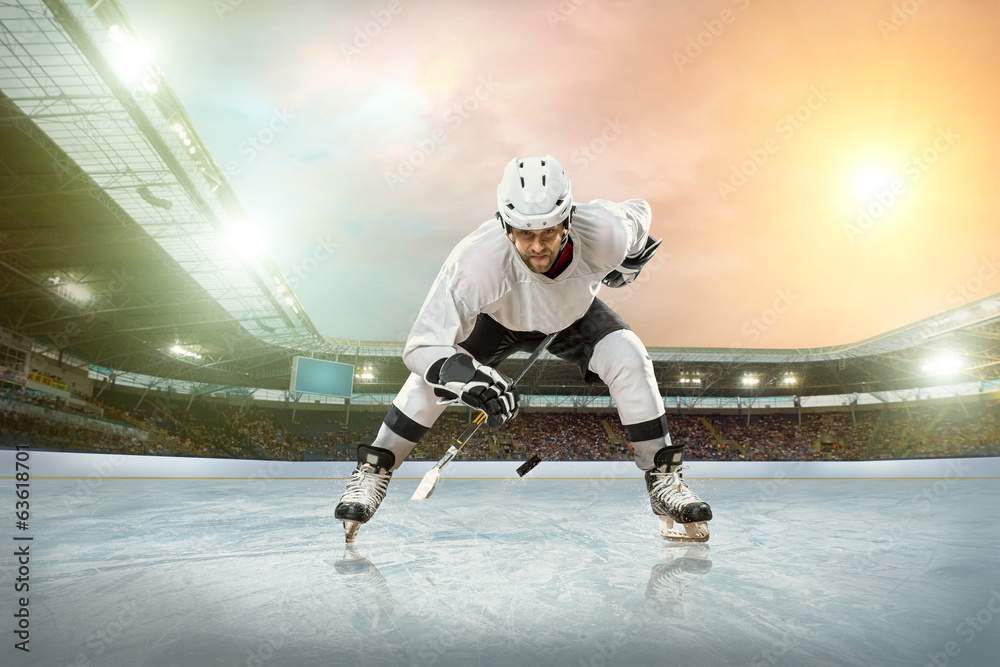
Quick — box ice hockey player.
[335,155,712,543]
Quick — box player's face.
[510,223,565,273]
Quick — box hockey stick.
[410,332,557,501]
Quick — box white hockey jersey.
[402,198,652,376]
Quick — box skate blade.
[343,520,361,544]
[658,516,710,543]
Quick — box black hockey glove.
[602,235,662,288]
[424,354,519,430]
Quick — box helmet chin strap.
[496,211,511,236]
[559,206,576,249]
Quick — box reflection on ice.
[335,544,406,628]
[641,544,713,619]
[330,538,717,666]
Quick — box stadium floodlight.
[678,371,701,385]
[224,219,266,258]
[48,276,92,304]
[62,283,92,303]
[107,25,151,84]
[921,353,964,376]
[782,374,798,385]
[742,375,760,387]
[170,344,202,360]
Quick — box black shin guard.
[625,414,669,443]
[383,405,430,444]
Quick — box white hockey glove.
[424,354,519,430]
[602,235,662,288]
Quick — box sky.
[117,0,1000,348]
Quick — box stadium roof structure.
[284,300,1000,403]
[1,0,999,404]
[0,0,361,388]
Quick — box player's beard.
[518,246,556,273]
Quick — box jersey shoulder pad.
[441,220,510,307]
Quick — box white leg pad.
[373,372,449,469]
[588,329,669,469]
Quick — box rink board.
[2,449,998,479]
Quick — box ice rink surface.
[3,474,999,667]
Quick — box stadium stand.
[4,384,997,463]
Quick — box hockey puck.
[516,454,542,477]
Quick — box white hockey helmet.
[496,155,574,233]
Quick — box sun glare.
[853,164,898,201]
[225,219,267,259]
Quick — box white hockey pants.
[370,329,670,471]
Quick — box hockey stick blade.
[410,332,557,502]
[411,443,460,501]
[410,467,440,501]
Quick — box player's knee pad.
[590,329,660,425]
[589,329,651,385]
[388,372,448,430]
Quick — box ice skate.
[335,444,395,543]
[646,448,712,542]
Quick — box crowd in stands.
[1,386,63,410]
[1,386,171,456]
[2,383,998,463]
[409,411,631,462]
[875,403,999,459]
